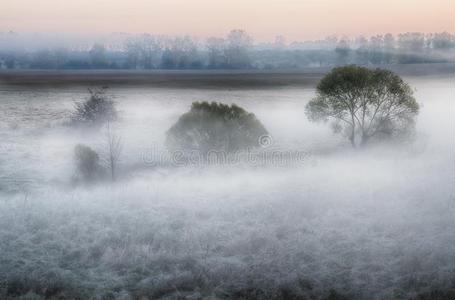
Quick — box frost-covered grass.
[1,151,455,299]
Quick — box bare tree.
[72,87,117,127]
[104,121,123,182]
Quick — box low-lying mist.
[1,74,455,299]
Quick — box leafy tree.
[306,65,419,147]
[72,88,117,127]
[166,101,268,153]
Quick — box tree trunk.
[359,133,369,147]
[350,115,356,148]
[110,155,116,182]
[350,130,356,148]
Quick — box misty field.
[1,71,455,299]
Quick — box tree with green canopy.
[306,65,419,147]
[166,101,268,153]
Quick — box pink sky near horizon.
[2,0,455,42]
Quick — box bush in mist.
[166,101,268,153]
[306,65,419,147]
[73,144,105,184]
[72,88,117,127]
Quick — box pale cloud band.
[2,0,455,41]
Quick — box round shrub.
[166,101,268,153]
[73,144,105,183]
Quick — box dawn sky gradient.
[2,0,455,41]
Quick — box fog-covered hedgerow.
[2,31,455,70]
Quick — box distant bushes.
[3,31,455,71]
[166,101,268,153]
[71,88,117,127]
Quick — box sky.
[2,0,455,42]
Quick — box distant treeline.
[1,30,455,70]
